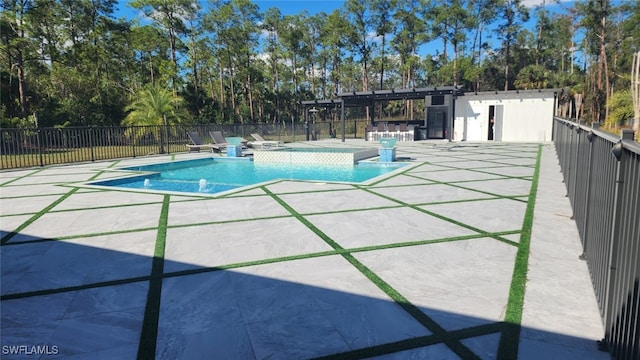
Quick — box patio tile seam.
[161,232,515,277]
[0,191,86,201]
[2,214,297,247]
[1,231,518,300]
[428,175,529,184]
[233,186,361,198]
[0,167,47,186]
[43,200,166,214]
[0,181,86,188]
[359,186,524,241]
[428,149,537,158]
[137,194,170,360]
[165,214,295,229]
[463,167,538,180]
[496,144,542,359]
[1,211,42,218]
[2,226,161,246]
[410,196,510,207]
[339,254,481,359]
[0,275,151,301]
[433,147,540,157]
[295,195,512,217]
[312,322,504,360]
[262,186,481,359]
[406,173,532,187]
[427,159,537,168]
[298,204,405,216]
[427,154,537,165]
[436,150,539,158]
[410,180,531,204]
[363,161,428,187]
[346,231,520,254]
[0,187,80,246]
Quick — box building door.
[426,107,447,139]
[487,105,503,141]
[494,105,503,141]
[488,106,495,140]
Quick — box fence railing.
[553,117,639,360]
[0,120,370,169]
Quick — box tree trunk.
[632,51,640,140]
[15,51,27,118]
[598,10,608,122]
[453,41,458,88]
[504,41,510,92]
[247,48,254,123]
[169,25,178,97]
[536,0,545,67]
[227,51,237,123]
[380,35,385,90]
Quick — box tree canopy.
[1,0,638,127]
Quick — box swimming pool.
[90,158,408,195]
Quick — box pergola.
[301,86,463,142]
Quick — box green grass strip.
[0,187,80,245]
[414,178,530,204]
[2,231,512,300]
[359,187,518,247]
[497,144,542,359]
[3,214,295,247]
[0,167,47,186]
[137,194,170,360]
[0,276,150,301]
[312,322,503,360]
[263,187,481,359]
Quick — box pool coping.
[76,156,419,198]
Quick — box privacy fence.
[0,120,369,169]
[553,117,639,360]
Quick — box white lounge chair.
[248,133,284,149]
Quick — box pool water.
[93,158,407,195]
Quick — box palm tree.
[123,85,189,154]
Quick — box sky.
[114,0,577,23]
[114,0,579,60]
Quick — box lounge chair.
[248,133,283,149]
[209,131,248,149]
[186,132,220,153]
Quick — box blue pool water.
[93,158,407,195]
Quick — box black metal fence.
[553,117,639,360]
[0,120,370,169]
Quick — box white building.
[453,89,558,142]
[303,88,559,143]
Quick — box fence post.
[88,128,95,162]
[603,129,633,346]
[132,129,137,158]
[579,129,595,260]
[569,124,581,204]
[36,128,44,167]
[165,123,170,154]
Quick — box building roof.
[301,86,463,108]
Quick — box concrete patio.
[0,140,608,359]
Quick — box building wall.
[453,90,557,142]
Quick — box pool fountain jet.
[199,178,207,192]
[378,138,397,162]
[143,178,151,187]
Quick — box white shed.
[453,89,558,142]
